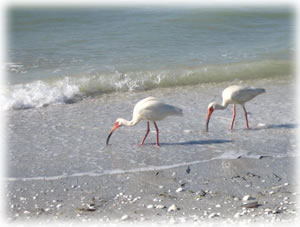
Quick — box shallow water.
[6,79,297,181]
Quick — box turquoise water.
[4,7,294,110]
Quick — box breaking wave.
[1,59,292,110]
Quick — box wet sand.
[5,156,299,225]
[5,78,298,224]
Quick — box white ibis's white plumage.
[106,97,183,147]
[206,85,265,131]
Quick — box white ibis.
[206,85,265,131]
[106,97,183,147]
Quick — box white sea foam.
[1,79,81,111]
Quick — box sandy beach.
[5,78,298,225]
[5,157,299,225]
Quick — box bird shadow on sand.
[151,139,232,146]
[249,123,297,131]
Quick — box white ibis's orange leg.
[230,104,236,130]
[243,106,249,129]
[139,121,150,146]
[153,121,160,147]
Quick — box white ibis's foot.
[156,144,160,148]
[138,143,144,146]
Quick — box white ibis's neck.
[118,117,140,127]
[215,101,229,110]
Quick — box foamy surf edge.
[2,59,292,111]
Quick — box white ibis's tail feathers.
[255,88,266,95]
[155,103,183,117]
[244,87,266,98]
[169,105,183,116]
[240,87,266,102]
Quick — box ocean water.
[3,7,294,110]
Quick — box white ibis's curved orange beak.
[206,107,214,132]
[106,122,120,145]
